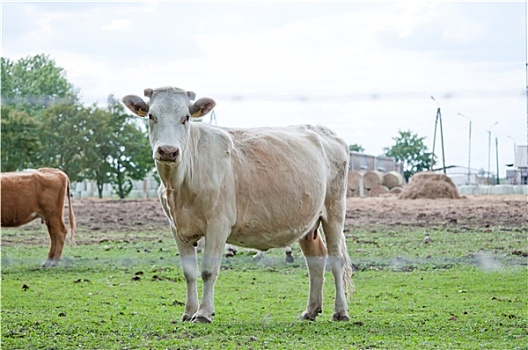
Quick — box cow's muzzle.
[155,146,180,162]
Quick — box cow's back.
[225,124,348,250]
[1,168,68,227]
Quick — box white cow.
[123,86,353,323]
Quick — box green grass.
[2,228,527,349]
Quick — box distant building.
[507,145,528,185]
[348,151,403,173]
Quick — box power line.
[3,88,523,106]
[207,88,524,103]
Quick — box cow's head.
[122,87,215,164]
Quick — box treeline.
[1,54,152,198]
[2,54,434,197]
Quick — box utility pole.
[209,111,217,125]
[458,113,472,185]
[487,122,498,185]
[430,96,446,174]
[523,1,528,185]
[495,137,500,184]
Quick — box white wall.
[71,174,159,199]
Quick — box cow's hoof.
[299,312,317,321]
[181,313,193,322]
[41,259,56,268]
[191,314,212,323]
[332,313,350,322]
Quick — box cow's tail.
[66,179,76,246]
[341,239,355,300]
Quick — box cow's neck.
[157,161,186,192]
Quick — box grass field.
[2,227,527,350]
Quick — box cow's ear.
[189,98,216,118]
[122,95,150,117]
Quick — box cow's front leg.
[174,230,199,322]
[191,230,227,323]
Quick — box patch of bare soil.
[2,195,526,246]
[72,198,169,233]
[345,195,527,231]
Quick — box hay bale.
[347,188,359,197]
[347,171,362,191]
[383,171,404,189]
[389,186,403,194]
[411,171,459,186]
[369,185,389,197]
[363,170,383,190]
[399,172,460,200]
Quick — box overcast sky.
[2,1,527,178]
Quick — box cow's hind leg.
[42,222,55,267]
[322,207,352,321]
[43,219,67,267]
[298,228,327,321]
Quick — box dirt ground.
[56,194,528,234]
[345,194,527,231]
[2,195,526,244]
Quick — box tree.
[38,100,152,198]
[383,130,433,182]
[79,106,115,198]
[348,143,365,153]
[39,103,94,181]
[1,54,79,117]
[1,54,80,172]
[102,96,152,199]
[1,105,41,171]
[1,54,152,198]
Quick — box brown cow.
[1,168,76,267]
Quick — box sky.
[2,1,527,179]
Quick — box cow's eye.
[148,113,157,123]
[182,114,190,125]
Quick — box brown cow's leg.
[43,221,56,267]
[43,219,67,267]
[298,228,327,321]
[285,246,294,263]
